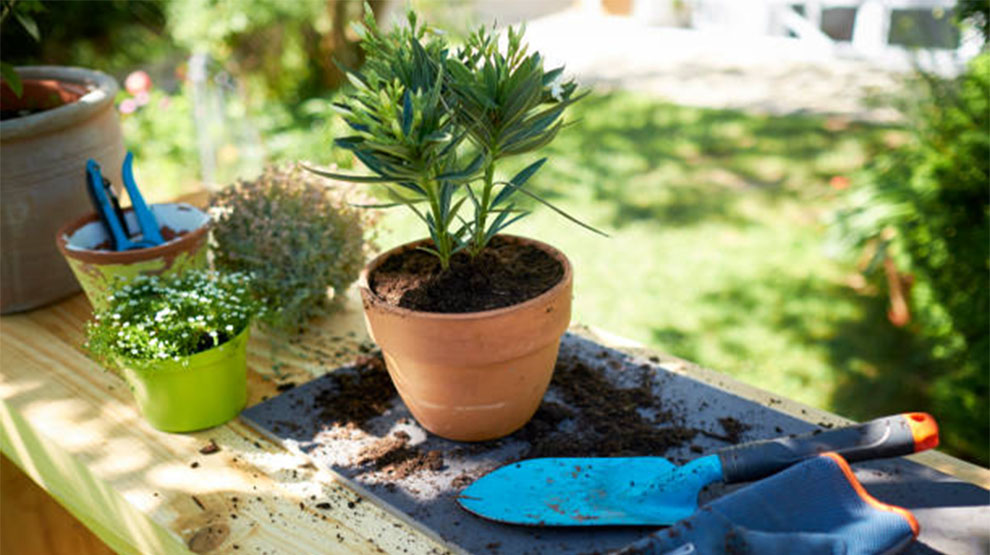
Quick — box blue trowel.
[457,413,938,526]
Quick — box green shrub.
[210,163,376,332]
[829,53,989,464]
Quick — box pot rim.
[1,66,119,141]
[359,234,573,321]
[118,326,251,375]
[55,202,210,264]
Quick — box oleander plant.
[307,10,601,270]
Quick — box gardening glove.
[616,452,918,555]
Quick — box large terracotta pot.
[1,66,125,313]
[359,235,573,442]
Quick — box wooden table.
[2,288,988,554]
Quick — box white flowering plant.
[85,271,263,369]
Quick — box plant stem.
[472,155,497,257]
[424,177,452,271]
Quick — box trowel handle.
[718,413,938,484]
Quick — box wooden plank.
[1,454,115,555]
[1,291,451,554]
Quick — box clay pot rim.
[55,203,210,265]
[359,234,573,321]
[1,66,119,141]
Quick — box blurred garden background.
[2,0,986,465]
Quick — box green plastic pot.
[120,327,250,432]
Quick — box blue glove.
[618,453,918,555]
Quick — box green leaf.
[1,64,22,98]
[15,11,40,42]
[436,153,483,181]
[492,157,547,207]
[496,180,609,237]
[301,164,397,184]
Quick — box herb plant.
[85,271,261,369]
[308,10,603,270]
[210,163,374,331]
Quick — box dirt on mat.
[312,354,395,428]
[353,430,446,479]
[512,356,698,459]
[369,236,564,313]
[311,346,721,480]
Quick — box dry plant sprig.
[210,163,377,332]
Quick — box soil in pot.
[370,236,564,313]
[0,79,87,120]
[91,225,188,251]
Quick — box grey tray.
[241,332,989,554]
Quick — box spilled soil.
[310,348,725,480]
[369,236,564,313]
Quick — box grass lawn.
[372,90,944,450]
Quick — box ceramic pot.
[1,66,126,313]
[55,203,210,311]
[359,235,573,441]
[120,327,250,432]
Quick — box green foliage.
[0,0,45,96]
[829,54,990,463]
[85,271,261,369]
[445,23,594,255]
[0,0,169,72]
[313,9,597,269]
[210,163,374,332]
[119,87,200,192]
[166,0,323,102]
[310,11,476,269]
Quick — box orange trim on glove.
[822,452,920,538]
[904,412,939,453]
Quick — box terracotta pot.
[55,203,211,312]
[1,66,126,313]
[359,235,573,441]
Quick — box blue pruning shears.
[85,152,164,251]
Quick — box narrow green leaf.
[0,64,22,98]
[436,153,483,181]
[301,164,397,184]
[492,157,547,207]
[15,12,40,42]
[401,89,413,136]
[496,180,609,237]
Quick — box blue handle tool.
[457,413,938,526]
[121,152,164,246]
[84,153,163,251]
